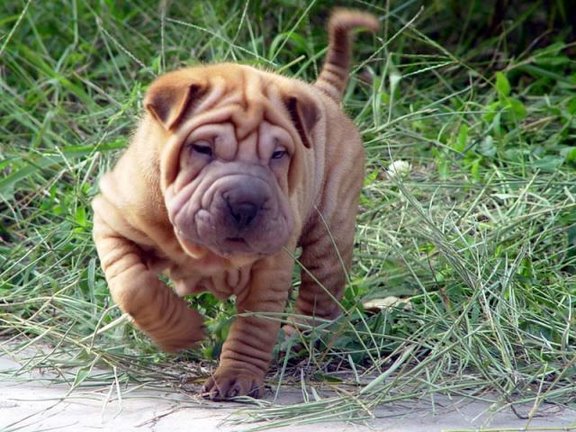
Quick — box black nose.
[227,201,259,229]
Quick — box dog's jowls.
[92,9,379,400]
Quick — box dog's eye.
[190,142,213,157]
[271,149,288,160]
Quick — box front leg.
[92,199,205,351]
[202,252,294,400]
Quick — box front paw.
[201,367,265,401]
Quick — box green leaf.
[482,101,501,123]
[479,135,496,157]
[505,97,528,121]
[495,72,511,99]
[534,54,572,67]
[453,124,468,153]
[567,96,576,115]
[532,155,564,171]
[561,147,576,165]
[73,366,92,387]
[469,158,481,181]
[435,156,450,179]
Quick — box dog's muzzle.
[169,163,293,258]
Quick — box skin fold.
[92,9,379,401]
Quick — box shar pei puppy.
[92,9,379,400]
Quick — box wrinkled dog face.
[166,121,294,257]
[151,65,314,259]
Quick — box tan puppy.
[92,9,378,400]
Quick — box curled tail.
[315,9,379,102]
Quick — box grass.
[1,0,575,430]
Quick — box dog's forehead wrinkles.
[230,68,267,141]
[202,65,277,142]
[188,64,299,152]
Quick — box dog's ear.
[144,73,206,130]
[284,94,319,148]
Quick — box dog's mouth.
[226,237,247,244]
[221,236,254,254]
[177,230,257,258]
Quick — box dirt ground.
[2,351,575,432]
